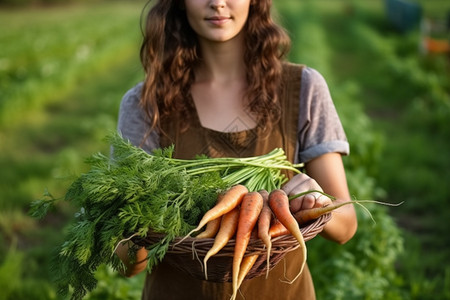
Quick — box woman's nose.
[210,0,225,9]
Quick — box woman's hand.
[282,173,333,216]
[298,153,357,244]
[115,241,148,277]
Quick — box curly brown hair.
[139,0,290,134]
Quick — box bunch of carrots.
[180,184,342,300]
[178,183,403,300]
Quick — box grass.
[0,0,145,209]
[0,1,144,127]
[0,54,145,300]
[0,2,146,298]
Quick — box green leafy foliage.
[83,265,145,300]
[0,245,59,300]
[308,205,404,300]
[30,132,299,299]
[32,141,224,298]
[0,243,23,300]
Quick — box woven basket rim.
[133,212,331,282]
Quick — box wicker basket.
[134,213,331,282]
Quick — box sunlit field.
[1,0,449,299]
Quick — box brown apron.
[142,63,316,300]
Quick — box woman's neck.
[190,32,256,132]
[195,33,246,84]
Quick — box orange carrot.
[293,199,403,225]
[237,254,259,288]
[196,193,226,239]
[203,207,240,280]
[293,201,353,225]
[195,216,222,239]
[269,189,307,283]
[272,198,402,236]
[257,189,272,278]
[177,185,248,244]
[268,218,290,238]
[231,192,263,300]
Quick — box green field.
[1,0,449,299]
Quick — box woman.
[115,0,358,299]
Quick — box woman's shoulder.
[281,63,331,103]
[117,82,160,152]
[301,66,329,90]
[118,82,145,120]
[120,82,144,108]
[281,62,328,89]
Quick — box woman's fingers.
[314,194,332,208]
[289,197,303,213]
[302,193,318,209]
[282,173,332,213]
[281,173,312,195]
[289,192,323,211]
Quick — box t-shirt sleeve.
[117,82,160,153]
[297,67,349,163]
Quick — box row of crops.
[282,1,449,298]
[0,2,143,127]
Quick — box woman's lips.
[205,16,231,26]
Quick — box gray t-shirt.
[117,67,349,163]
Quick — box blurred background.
[0,0,449,299]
